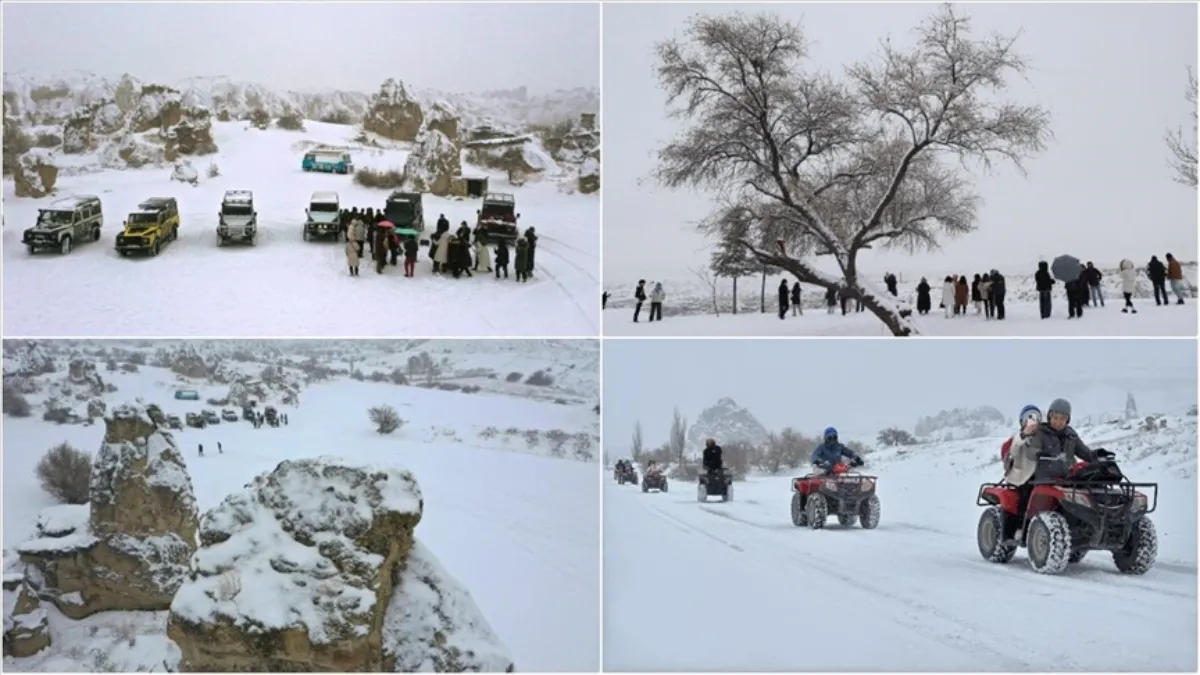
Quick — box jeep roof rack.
[45,194,100,211]
[311,191,339,203]
[137,197,175,211]
[483,192,515,203]
[222,190,254,204]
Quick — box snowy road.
[603,477,1197,672]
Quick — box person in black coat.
[495,240,510,279]
[825,286,838,314]
[778,279,790,319]
[402,236,419,277]
[1034,261,1055,319]
[915,277,932,315]
[633,280,647,322]
[884,273,898,296]
[1065,278,1084,319]
[790,282,802,316]
[989,269,1007,320]
[449,236,473,278]
[436,214,450,232]
[524,227,539,274]
[702,438,723,473]
[1147,256,1168,305]
[1083,262,1104,307]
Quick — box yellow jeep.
[116,197,180,256]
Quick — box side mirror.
[305,209,309,215]
[476,209,481,215]
[253,211,257,217]
[516,213,521,219]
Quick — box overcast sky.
[604,339,1197,447]
[2,3,599,93]
[603,2,1198,284]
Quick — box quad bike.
[697,467,733,502]
[790,463,881,530]
[975,454,1158,575]
[642,470,668,493]
[615,462,639,486]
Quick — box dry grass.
[354,166,407,189]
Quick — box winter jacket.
[436,216,450,232]
[954,280,969,306]
[434,233,451,264]
[514,241,530,272]
[476,240,492,269]
[403,238,419,260]
[1167,258,1183,280]
[347,219,366,242]
[650,284,665,303]
[1084,266,1102,287]
[495,242,510,267]
[791,283,801,304]
[1148,257,1166,282]
[778,282,790,307]
[374,233,389,263]
[635,284,647,302]
[1035,263,1055,291]
[979,279,992,300]
[916,281,931,312]
[1015,423,1098,482]
[825,287,837,307]
[970,279,981,302]
[345,239,360,266]
[702,445,723,471]
[989,271,1006,296]
[810,441,858,468]
[1118,259,1137,295]
[940,281,954,306]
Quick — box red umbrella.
[377,220,395,229]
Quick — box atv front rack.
[793,472,878,491]
[976,479,1159,514]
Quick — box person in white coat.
[474,230,493,273]
[344,238,360,276]
[649,282,665,322]
[434,231,451,274]
[347,218,367,258]
[940,276,954,318]
[1118,259,1138,314]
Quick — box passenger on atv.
[1003,398,1106,540]
[702,438,722,474]
[810,427,864,473]
[646,460,662,476]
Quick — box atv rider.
[810,427,864,473]
[646,460,662,475]
[702,438,723,476]
[1005,398,1106,538]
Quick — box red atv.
[975,454,1158,575]
[790,463,881,530]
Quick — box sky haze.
[604,340,1197,448]
[2,3,599,94]
[603,2,1198,284]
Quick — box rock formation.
[578,156,599,194]
[363,79,425,142]
[167,458,512,672]
[3,581,52,657]
[403,130,465,197]
[685,397,771,452]
[424,101,460,145]
[13,149,58,198]
[16,405,199,619]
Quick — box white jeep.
[303,191,342,241]
[218,190,257,246]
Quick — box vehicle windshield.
[310,201,338,212]
[481,203,514,219]
[386,201,414,219]
[222,204,253,217]
[36,210,74,227]
[128,212,159,225]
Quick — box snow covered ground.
[604,422,1198,672]
[3,344,600,671]
[3,121,599,337]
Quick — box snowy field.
[3,350,600,671]
[604,423,1198,671]
[604,265,1198,336]
[2,121,599,337]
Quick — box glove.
[852,456,865,467]
[1095,449,1115,459]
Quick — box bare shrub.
[2,383,32,417]
[479,426,500,439]
[36,442,92,504]
[207,163,220,178]
[276,113,305,131]
[504,427,521,436]
[523,429,541,448]
[353,167,407,189]
[505,372,523,383]
[33,132,61,148]
[368,405,403,434]
[461,385,482,394]
[525,370,555,386]
[877,427,918,447]
[319,110,355,125]
[112,619,139,648]
[545,429,570,457]
[249,108,270,130]
[571,432,594,460]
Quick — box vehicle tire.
[642,482,648,493]
[27,245,35,255]
[791,493,808,527]
[723,484,733,502]
[152,240,161,256]
[837,514,858,528]
[1112,517,1157,575]
[1027,511,1071,575]
[661,482,668,493]
[806,493,829,530]
[91,226,101,242]
[1068,549,1088,564]
[697,482,707,502]
[858,494,881,530]
[60,236,72,255]
[977,505,1017,563]
[303,230,310,241]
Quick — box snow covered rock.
[171,159,198,185]
[382,539,513,672]
[404,129,464,197]
[578,156,599,195]
[13,149,57,198]
[363,78,425,142]
[16,405,199,619]
[164,109,218,158]
[423,101,460,145]
[166,458,424,671]
[685,397,770,452]
[2,583,51,657]
[167,457,510,672]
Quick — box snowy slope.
[604,420,1197,671]
[3,352,600,671]
[2,121,599,337]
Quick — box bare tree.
[668,408,688,465]
[1165,66,1197,188]
[631,420,644,462]
[368,405,403,434]
[689,265,721,316]
[652,5,1051,335]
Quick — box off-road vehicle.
[165,415,184,430]
[698,467,734,502]
[614,460,638,485]
[475,192,520,242]
[976,454,1158,575]
[242,406,256,422]
[185,413,206,429]
[264,406,280,427]
[221,409,239,422]
[384,191,427,234]
[302,147,354,174]
[22,195,104,255]
[791,463,881,530]
[116,198,179,256]
[303,191,342,241]
[201,409,221,425]
[642,468,668,493]
[218,190,257,246]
